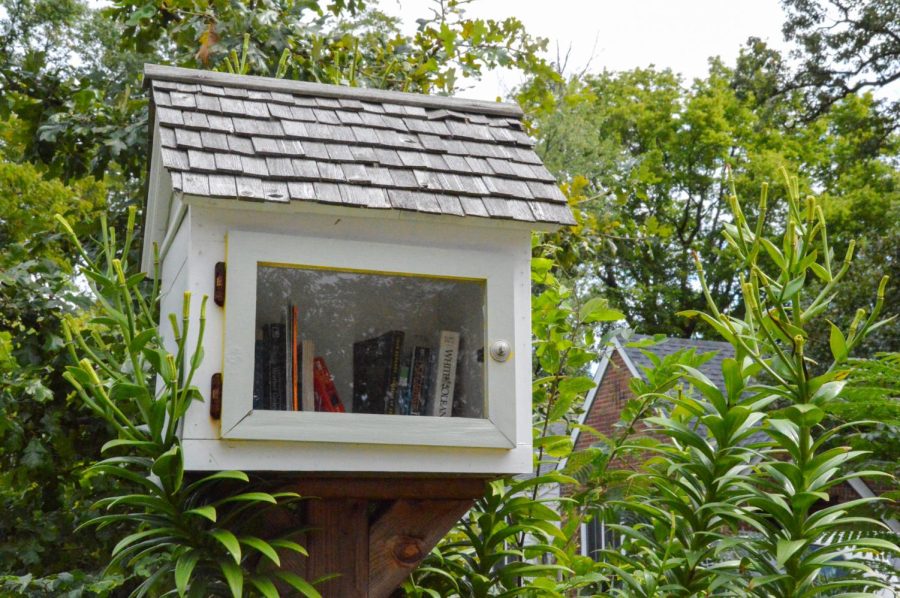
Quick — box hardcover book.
[430,330,460,417]
[352,330,404,414]
[301,339,315,412]
[252,327,268,410]
[396,356,412,415]
[409,346,432,416]
[266,322,287,411]
[290,304,299,411]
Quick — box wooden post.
[306,499,369,598]
[273,476,490,598]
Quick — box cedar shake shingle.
[146,64,573,224]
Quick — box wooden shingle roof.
[144,64,574,225]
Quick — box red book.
[313,357,345,413]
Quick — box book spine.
[313,357,345,413]
[430,331,459,417]
[284,307,291,410]
[291,305,299,411]
[396,355,411,415]
[267,323,286,411]
[253,327,268,410]
[301,340,315,412]
[383,332,404,414]
[409,346,431,416]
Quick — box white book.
[430,331,460,417]
[301,340,316,412]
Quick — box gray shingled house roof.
[143,64,574,225]
[622,335,735,391]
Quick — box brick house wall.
[574,351,636,454]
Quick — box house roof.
[621,336,735,392]
[143,64,574,225]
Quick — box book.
[301,340,315,412]
[396,355,412,415]
[284,307,292,410]
[313,357,345,412]
[430,330,459,417]
[384,333,404,414]
[266,322,287,411]
[409,346,432,416]
[291,305,299,411]
[352,330,404,414]
[252,327,268,409]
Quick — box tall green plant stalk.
[57,210,319,598]
[685,172,898,595]
[600,172,898,597]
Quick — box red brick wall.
[575,351,636,453]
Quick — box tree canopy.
[1,0,897,594]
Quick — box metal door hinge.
[214,262,226,307]
[210,373,222,420]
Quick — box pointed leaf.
[776,539,807,567]
[210,529,241,563]
[175,552,199,597]
[218,560,243,598]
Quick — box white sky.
[380,0,790,100]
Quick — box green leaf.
[249,577,279,598]
[809,261,831,282]
[784,403,825,427]
[151,444,183,492]
[578,297,625,323]
[776,539,807,567]
[828,322,848,362]
[129,329,157,353]
[218,560,243,598]
[275,571,322,597]
[100,438,157,453]
[210,529,241,563]
[781,273,806,300]
[269,539,308,556]
[185,470,249,494]
[240,536,280,566]
[215,492,278,506]
[185,505,217,523]
[175,552,199,597]
[761,238,786,269]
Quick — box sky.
[379,0,791,100]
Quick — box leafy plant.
[609,172,899,596]
[56,209,317,597]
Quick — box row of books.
[252,305,345,413]
[253,307,460,417]
[351,329,459,417]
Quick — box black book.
[267,322,287,411]
[353,330,404,414]
[409,346,432,416]
[252,327,268,410]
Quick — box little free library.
[141,64,573,596]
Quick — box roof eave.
[143,63,524,118]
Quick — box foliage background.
[1,0,897,594]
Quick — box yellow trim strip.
[257,260,487,284]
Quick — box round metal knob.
[489,340,511,362]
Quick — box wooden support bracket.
[271,476,490,598]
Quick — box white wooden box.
[155,196,536,473]
[141,65,574,474]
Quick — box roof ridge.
[143,64,523,118]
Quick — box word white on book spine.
[431,330,459,417]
